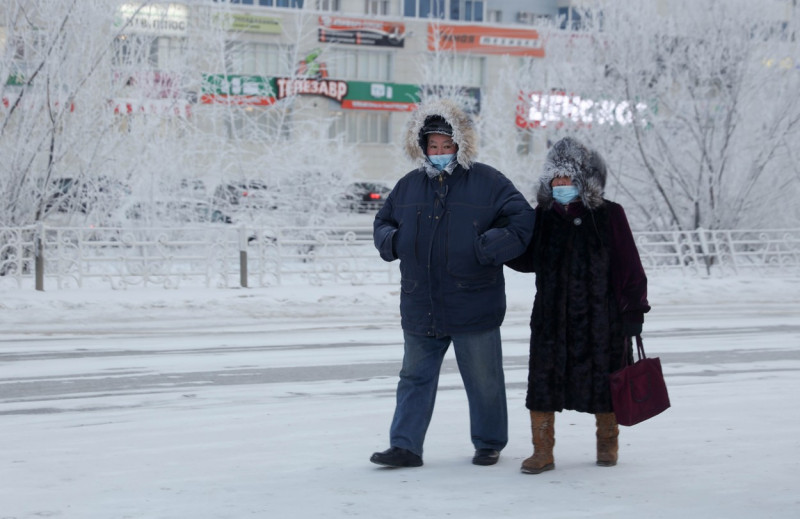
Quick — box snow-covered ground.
[1,271,799,518]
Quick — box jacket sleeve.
[373,190,398,262]
[505,206,542,273]
[474,174,536,266]
[608,203,651,325]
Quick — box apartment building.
[100,0,577,183]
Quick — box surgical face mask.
[552,185,579,205]
[429,153,455,171]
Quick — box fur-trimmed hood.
[537,136,607,210]
[404,98,478,174]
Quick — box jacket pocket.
[400,276,418,294]
[454,271,498,291]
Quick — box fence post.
[35,222,44,291]
[696,226,713,276]
[238,226,248,288]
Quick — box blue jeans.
[389,327,508,457]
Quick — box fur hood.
[403,98,478,173]
[537,136,607,210]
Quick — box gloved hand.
[623,320,642,337]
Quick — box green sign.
[201,74,276,105]
[341,81,420,111]
[6,73,26,86]
[216,13,282,34]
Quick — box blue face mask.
[429,153,455,171]
[552,185,579,205]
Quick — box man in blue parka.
[370,98,535,468]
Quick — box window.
[451,1,483,21]
[404,0,445,18]
[330,111,390,144]
[317,0,339,11]
[365,0,389,15]
[113,35,186,70]
[486,9,501,23]
[225,41,289,76]
[327,49,392,81]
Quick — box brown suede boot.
[595,412,619,467]
[521,411,555,474]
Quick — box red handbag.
[609,335,671,426]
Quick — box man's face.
[426,133,457,156]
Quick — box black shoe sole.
[370,455,423,468]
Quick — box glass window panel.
[419,0,430,17]
[474,1,483,21]
[433,0,444,18]
[404,0,416,16]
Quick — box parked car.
[337,181,391,213]
[43,176,131,216]
[44,177,84,214]
[212,180,277,211]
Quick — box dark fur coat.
[507,137,650,413]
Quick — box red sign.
[319,16,405,47]
[428,24,544,57]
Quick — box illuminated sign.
[516,91,648,129]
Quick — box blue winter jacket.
[374,163,535,337]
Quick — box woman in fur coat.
[507,136,650,474]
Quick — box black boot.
[370,447,423,468]
[472,448,500,466]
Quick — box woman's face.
[551,176,573,187]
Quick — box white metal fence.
[1,224,799,290]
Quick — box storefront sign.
[275,77,349,102]
[341,81,418,111]
[428,24,543,57]
[516,91,648,128]
[217,13,282,34]
[318,16,405,47]
[5,72,25,86]
[198,76,471,113]
[115,3,189,35]
[200,75,276,106]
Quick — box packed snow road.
[1,276,799,519]
[1,302,798,413]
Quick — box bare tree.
[0,1,162,227]
[533,0,800,231]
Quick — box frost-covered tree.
[0,0,149,227]
[531,0,800,231]
[1,1,360,229]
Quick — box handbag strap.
[635,334,646,360]
[622,334,647,366]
